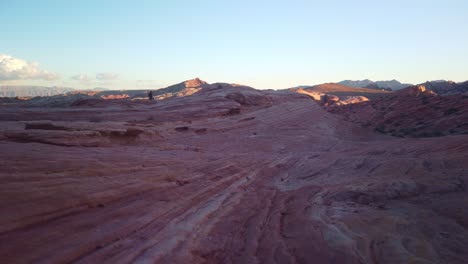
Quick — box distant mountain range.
[0,86,110,97]
[0,86,76,97]
[0,79,208,98]
[337,79,412,91]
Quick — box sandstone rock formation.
[328,86,468,137]
[295,88,324,100]
[334,95,369,106]
[296,87,370,107]
[296,83,390,97]
[395,85,437,97]
[0,83,467,263]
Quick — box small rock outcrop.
[396,85,437,97]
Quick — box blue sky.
[1,0,467,89]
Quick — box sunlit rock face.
[0,83,467,263]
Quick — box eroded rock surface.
[328,86,468,137]
[0,84,467,263]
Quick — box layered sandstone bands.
[0,83,467,263]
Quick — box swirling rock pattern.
[0,84,467,263]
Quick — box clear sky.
[1,0,467,89]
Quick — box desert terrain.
[0,81,467,263]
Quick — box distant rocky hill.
[151,78,209,99]
[417,80,468,95]
[0,86,75,97]
[154,78,207,95]
[71,78,209,100]
[338,79,412,91]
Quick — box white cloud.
[96,72,118,80]
[71,72,118,86]
[136,80,156,84]
[136,79,161,87]
[0,54,59,81]
[70,74,92,84]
